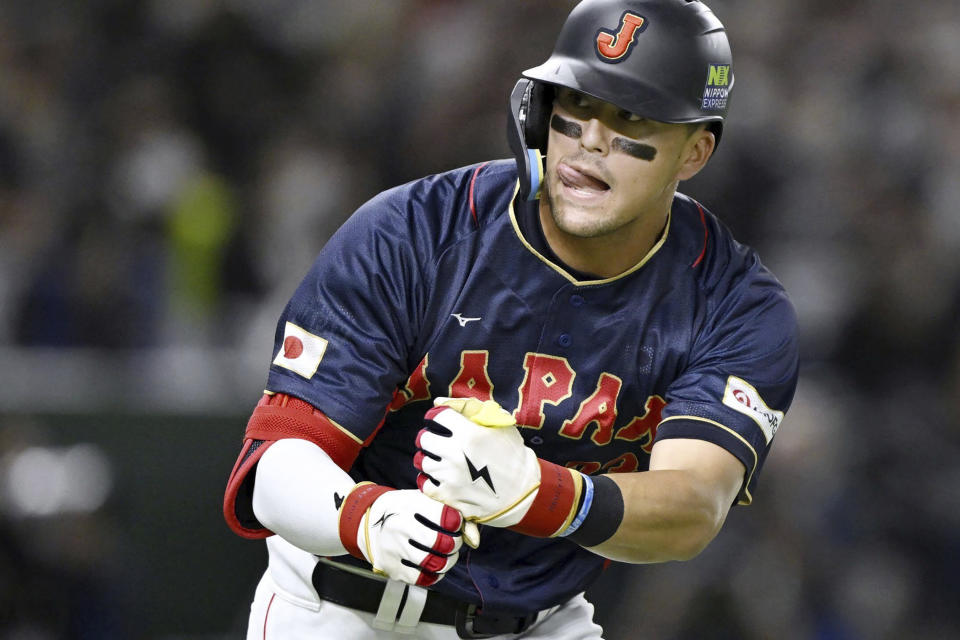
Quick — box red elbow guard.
[243,394,363,470]
[223,393,364,539]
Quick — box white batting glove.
[415,398,584,544]
[338,483,464,587]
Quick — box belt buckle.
[454,603,538,639]
[455,604,495,639]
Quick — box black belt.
[311,560,538,638]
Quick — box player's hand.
[338,484,464,587]
[415,397,582,541]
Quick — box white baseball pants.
[245,569,605,639]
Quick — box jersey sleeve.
[263,187,433,443]
[657,255,799,505]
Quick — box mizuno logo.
[451,313,481,327]
[373,512,397,529]
[464,455,495,493]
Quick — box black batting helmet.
[508,0,734,200]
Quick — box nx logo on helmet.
[595,11,647,63]
[701,63,731,111]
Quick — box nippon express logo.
[701,63,731,111]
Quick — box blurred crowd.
[0,0,958,637]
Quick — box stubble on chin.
[542,177,616,240]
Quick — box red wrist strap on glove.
[509,459,582,538]
[338,483,395,559]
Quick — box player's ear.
[677,127,715,181]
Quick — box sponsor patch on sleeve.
[722,375,782,444]
[272,322,328,379]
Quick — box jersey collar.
[507,180,671,286]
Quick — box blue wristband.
[560,473,594,537]
[565,475,624,547]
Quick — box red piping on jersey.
[468,162,490,227]
[465,550,487,612]
[364,404,392,447]
[691,202,708,268]
[263,593,275,639]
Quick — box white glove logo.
[464,454,496,493]
[371,511,397,528]
[415,398,585,541]
[415,398,542,537]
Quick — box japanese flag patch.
[722,376,783,444]
[273,322,328,379]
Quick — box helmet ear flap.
[523,82,553,151]
[508,80,554,201]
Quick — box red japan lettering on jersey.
[559,373,622,445]
[596,12,646,62]
[602,452,640,473]
[565,452,640,475]
[514,353,575,429]
[388,355,431,411]
[416,349,666,456]
[613,394,666,454]
[448,350,494,401]
[566,461,602,474]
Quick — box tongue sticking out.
[558,164,609,192]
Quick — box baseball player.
[223,1,799,638]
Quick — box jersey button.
[557,333,572,347]
[570,294,585,307]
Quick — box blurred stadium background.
[0,0,958,637]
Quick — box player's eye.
[618,110,644,123]
[558,89,593,111]
[570,91,592,108]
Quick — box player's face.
[541,88,713,241]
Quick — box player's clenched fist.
[337,483,464,587]
[415,397,585,542]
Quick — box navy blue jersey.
[263,159,799,613]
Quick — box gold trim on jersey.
[657,415,757,506]
[264,388,366,445]
[330,416,365,445]
[507,180,672,285]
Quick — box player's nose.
[578,117,609,155]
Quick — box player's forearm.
[252,438,357,556]
[583,470,730,564]
[417,399,740,562]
